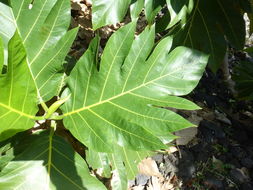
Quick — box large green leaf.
[173,0,245,71]
[0,130,107,190]
[0,32,38,141]
[0,0,78,103]
[61,21,208,153]
[92,0,132,30]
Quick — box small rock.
[230,168,249,184]
[135,174,150,186]
[204,177,224,189]
[241,158,253,169]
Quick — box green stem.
[31,115,46,121]
[41,101,49,112]
[49,114,64,120]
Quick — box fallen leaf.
[138,158,163,178]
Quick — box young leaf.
[92,0,132,30]
[61,22,208,153]
[0,130,107,190]
[0,32,38,141]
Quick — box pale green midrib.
[15,0,25,22]
[64,68,181,117]
[0,102,35,119]
[99,23,135,102]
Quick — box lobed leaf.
[61,21,208,153]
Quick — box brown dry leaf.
[161,180,174,190]
[138,158,163,178]
[166,146,178,154]
[147,176,161,190]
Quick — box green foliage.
[91,0,249,72]
[2,0,250,189]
